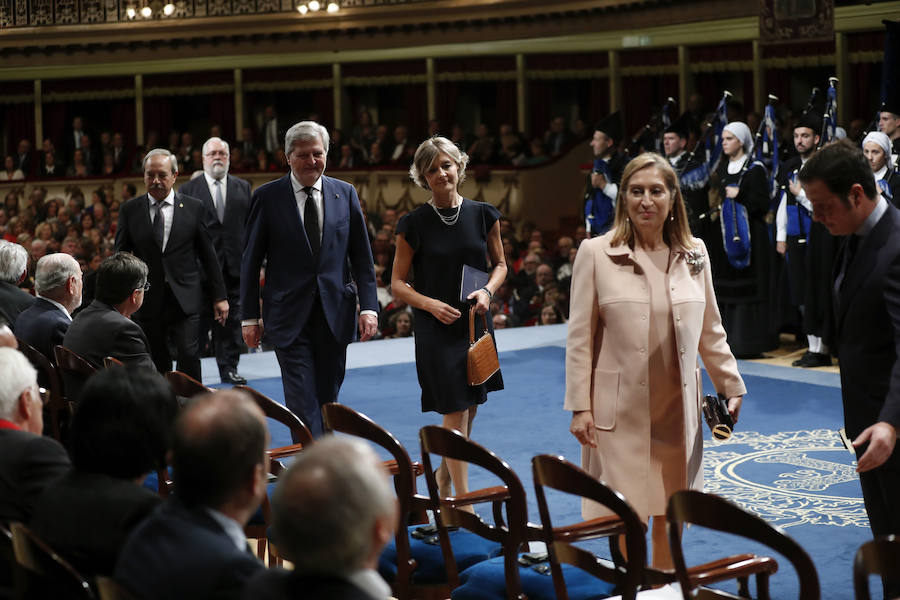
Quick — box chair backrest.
[164,370,213,399]
[234,385,314,446]
[17,337,68,442]
[854,534,900,599]
[53,345,97,403]
[9,522,96,599]
[102,356,124,368]
[95,576,139,600]
[531,454,646,599]
[667,490,820,600]
[419,425,535,595]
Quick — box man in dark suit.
[63,252,155,400]
[115,389,266,600]
[179,137,250,385]
[244,437,396,600]
[800,139,900,598]
[0,347,70,525]
[15,253,82,360]
[241,121,378,437]
[116,149,228,380]
[0,240,34,329]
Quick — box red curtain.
[437,82,460,132]
[143,96,174,143]
[209,93,235,142]
[496,81,517,129]
[3,103,34,156]
[527,80,552,139]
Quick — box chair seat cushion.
[451,555,617,600]
[379,525,503,584]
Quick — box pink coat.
[564,233,746,519]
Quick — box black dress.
[396,198,504,414]
[710,159,779,357]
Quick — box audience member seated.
[384,311,413,339]
[537,303,564,325]
[115,389,267,600]
[14,253,82,360]
[244,436,396,600]
[29,366,176,576]
[0,347,70,525]
[0,155,24,181]
[62,252,154,400]
[0,240,34,328]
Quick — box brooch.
[683,248,706,276]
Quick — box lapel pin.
[179,203,183,208]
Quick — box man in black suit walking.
[179,137,250,385]
[801,139,900,598]
[116,149,228,380]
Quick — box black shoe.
[791,351,813,367]
[221,371,247,385]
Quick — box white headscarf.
[724,121,752,154]
[863,131,892,160]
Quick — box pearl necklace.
[427,196,462,226]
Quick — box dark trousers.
[858,448,900,599]
[199,271,243,379]
[137,284,201,381]
[274,298,347,439]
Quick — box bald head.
[172,390,268,513]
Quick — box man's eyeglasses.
[136,281,151,292]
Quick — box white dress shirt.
[149,189,175,250]
[204,172,227,215]
[204,507,250,553]
[290,172,323,241]
[37,296,72,321]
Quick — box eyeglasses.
[136,281,151,292]
[204,150,228,157]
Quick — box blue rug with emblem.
[241,343,875,600]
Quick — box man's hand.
[213,300,229,326]
[789,178,802,197]
[853,421,898,472]
[359,313,378,342]
[242,323,263,349]
[590,172,607,189]
[776,241,787,255]
[725,185,740,199]
[570,410,597,448]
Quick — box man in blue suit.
[15,253,82,361]
[241,121,378,437]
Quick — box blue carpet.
[246,345,874,600]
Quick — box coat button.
[639,347,645,353]
[640,380,646,386]
[675,315,681,321]
[641,315,647,320]
[680,347,685,354]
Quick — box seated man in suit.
[245,437,397,600]
[0,240,34,328]
[115,389,266,600]
[63,252,154,401]
[15,253,83,360]
[0,347,70,525]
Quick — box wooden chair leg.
[737,575,750,597]
[756,573,771,600]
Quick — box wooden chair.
[853,534,900,599]
[53,345,97,403]
[102,356,123,368]
[233,385,314,564]
[95,576,139,600]
[164,370,213,399]
[9,522,96,599]
[419,425,544,599]
[322,403,428,600]
[1,522,14,597]
[531,454,648,600]
[16,338,69,443]
[667,490,818,600]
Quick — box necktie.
[214,180,225,223]
[836,234,859,292]
[153,199,165,248]
[303,186,320,256]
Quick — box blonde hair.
[409,136,469,190]
[609,153,695,251]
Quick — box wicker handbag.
[467,308,499,386]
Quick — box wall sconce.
[297,1,340,15]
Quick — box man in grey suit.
[179,137,250,385]
[801,139,900,598]
[0,240,34,329]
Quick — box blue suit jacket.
[240,174,377,347]
[14,297,70,360]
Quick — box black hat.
[795,110,821,135]
[594,111,624,144]
[664,112,692,139]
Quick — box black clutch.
[702,393,734,440]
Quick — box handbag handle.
[468,307,489,345]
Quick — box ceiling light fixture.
[125,1,177,20]
[296,0,339,15]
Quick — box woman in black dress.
[391,136,506,498]
[711,121,778,357]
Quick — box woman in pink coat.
[565,153,746,569]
